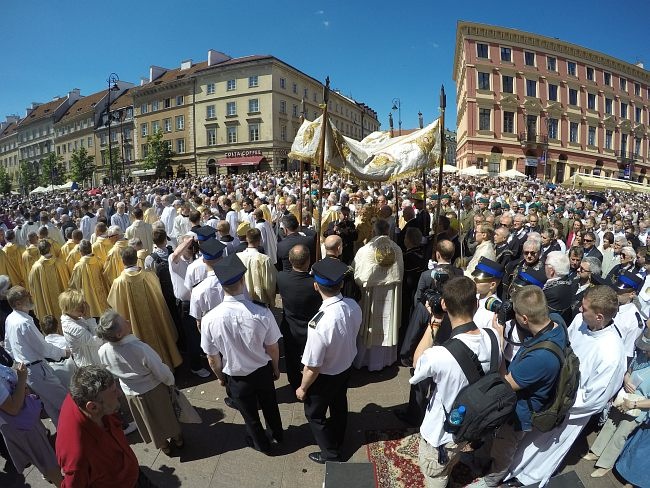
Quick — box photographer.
[323,206,357,265]
[414,239,463,307]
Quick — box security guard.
[189,237,226,328]
[184,225,216,290]
[612,271,645,363]
[201,254,283,454]
[297,257,362,464]
[472,257,505,329]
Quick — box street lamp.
[388,112,394,138]
[418,111,424,129]
[391,98,402,136]
[105,73,120,186]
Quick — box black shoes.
[224,397,238,409]
[308,452,341,464]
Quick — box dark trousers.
[280,324,306,392]
[405,376,432,426]
[178,300,202,370]
[304,367,351,460]
[227,362,283,452]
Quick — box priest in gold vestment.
[28,239,70,325]
[91,222,113,265]
[61,228,82,260]
[107,246,182,369]
[21,232,40,292]
[69,240,110,318]
[2,229,25,287]
[102,226,129,286]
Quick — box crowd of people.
[0,169,648,487]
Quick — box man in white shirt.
[110,202,130,234]
[612,271,645,363]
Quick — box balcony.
[615,149,637,164]
[518,131,549,147]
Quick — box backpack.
[443,327,517,443]
[151,246,175,303]
[518,334,580,432]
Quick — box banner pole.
[433,86,446,251]
[315,77,330,261]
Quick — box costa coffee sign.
[225,149,263,158]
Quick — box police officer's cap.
[198,238,226,261]
[514,267,547,288]
[612,271,643,293]
[213,254,247,286]
[472,257,505,282]
[478,197,489,204]
[312,257,348,287]
[195,225,216,242]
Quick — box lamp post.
[388,112,394,138]
[391,98,402,136]
[106,73,120,186]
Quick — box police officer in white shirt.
[471,257,504,329]
[201,254,283,454]
[184,226,216,290]
[612,271,646,363]
[189,236,226,329]
[296,257,362,464]
[3,286,69,427]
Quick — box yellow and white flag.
[289,115,441,183]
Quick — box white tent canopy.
[499,168,527,179]
[132,169,157,177]
[442,164,458,174]
[459,165,488,176]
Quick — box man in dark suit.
[323,206,357,265]
[397,206,419,251]
[540,229,561,261]
[582,231,603,262]
[276,214,315,272]
[276,245,322,391]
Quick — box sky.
[2,0,650,132]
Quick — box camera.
[485,296,515,325]
[421,288,444,315]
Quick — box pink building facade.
[453,22,650,183]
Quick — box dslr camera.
[419,266,450,315]
[485,296,515,325]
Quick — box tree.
[68,147,95,187]
[41,152,66,187]
[19,162,38,193]
[142,130,175,177]
[0,166,12,194]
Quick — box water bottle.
[449,405,466,425]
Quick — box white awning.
[132,169,157,176]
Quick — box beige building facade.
[0,116,21,182]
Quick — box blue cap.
[613,271,643,293]
[195,225,216,242]
[213,254,247,286]
[312,257,349,287]
[516,268,547,288]
[198,238,226,261]
[472,257,505,281]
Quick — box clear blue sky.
[2,0,649,132]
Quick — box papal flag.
[289,115,441,182]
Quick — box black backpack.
[517,332,580,432]
[442,326,517,443]
[150,247,175,303]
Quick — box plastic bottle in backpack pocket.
[449,405,466,425]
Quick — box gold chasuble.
[136,249,150,269]
[21,245,40,292]
[69,255,110,317]
[2,243,26,287]
[0,247,8,281]
[92,237,113,265]
[102,239,129,286]
[44,238,62,258]
[108,269,182,369]
[28,255,70,324]
[65,245,81,274]
[143,207,159,225]
[60,240,77,259]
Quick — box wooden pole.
[419,112,426,216]
[298,98,306,229]
[315,77,330,261]
[433,86,446,251]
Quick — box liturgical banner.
[288,115,441,183]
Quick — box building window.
[141,144,149,157]
[280,125,287,141]
[503,111,514,133]
[635,137,641,156]
[164,98,171,109]
[206,83,215,95]
[176,138,185,153]
[226,79,236,91]
[304,88,308,98]
[569,122,579,142]
[635,106,642,123]
[206,105,216,119]
[605,130,613,149]
[524,51,535,66]
[176,95,184,106]
[621,134,628,154]
[476,43,488,58]
[500,47,511,62]
[249,75,259,88]
[635,83,641,96]
[175,115,184,130]
[226,102,236,116]
[621,102,628,119]
[526,79,537,97]
[604,72,611,86]
[207,128,216,146]
[567,61,577,76]
[605,98,613,115]
[569,88,578,106]
[548,84,558,101]
[548,118,558,139]
[547,56,556,71]
[502,75,514,94]
[227,126,237,143]
[248,98,259,113]
[478,72,490,90]
[478,108,491,131]
[280,100,286,114]
[152,120,160,133]
[587,93,596,110]
[152,100,159,111]
[88,137,93,147]
[164,118,172,132]
[280,78,286,89]
[124,128,132,140]
[292,83,297,94]
[586,67,595,81]
[620,78,627,91]
[292,104,299,117]
[249,123,260,142]
[588,126,596,146]
[140,103,148,114]
[141,123,148,137]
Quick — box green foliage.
[0,166,12,194]
[142,130,175,177]
[68,147,95,187]
[19,162,38,193]
[40,152,66,186]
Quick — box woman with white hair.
[606,245,640,284]
[97,309,183,455]
[542,251,576,321]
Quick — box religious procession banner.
[288,115,441,183]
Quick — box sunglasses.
[523,251,538,256]
[583,238,594,242]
